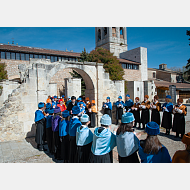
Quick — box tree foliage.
[83,47,125,81]
[69,69,86,96]
[0,62,8,80]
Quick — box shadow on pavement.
[158,132,182,142]
[25,137,64,163]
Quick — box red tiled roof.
[0,44,81,57]
[154,80,190,89]
[118,58,141,65]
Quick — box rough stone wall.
[0,59,30,80]
[0,81,20,107]
[0,84,26,142]
[120,47,148,81]
[124,69,141,81]
[49,68,72,96]
[156,70,171,82]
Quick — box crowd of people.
[34,93,190,163]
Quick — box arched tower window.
[104,27,107,36]
[112,27,116,37]
[120,27,123,39]
[98,29,101,41]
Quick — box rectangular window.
[21,53,25,60]
[54,56,57,61]
[6,52,11,59]
[30,54,33,59]
[121,63,126,69]
[51,56,54,62]
[11,52,15,60]
[34,54,39,58]
[62,57,66,61]
[25,54,29,60]
[39,55,42,59]
[76,58,78,62]
[47,55,50,59]
[58,57,62,61]
[42,55,46,59]
[16,53,20,60]
[1,52,5,59]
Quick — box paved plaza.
[0,105,190,163]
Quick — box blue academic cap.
[38,102,44,109]
[166,95,171,99]
[72,106,80,114]
[118,96,122,99]
[126,94,130,97]
[145,122,160,136]
[121,112,135,124]
[100,114,112,126]
[80,114,90,123]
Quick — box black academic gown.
[46,127,53,153]
[60,135,70,162]
[151,109,160,125]
[35,117,46,146]
[141,109,150,124]
[116,107,123,120]
[172,113,185,135]
[118,150,140,163]
[75,126,93,163]
[90,112,96,128]
[161,112,172,129]
[104,108,112,119]
[67,102,77,112]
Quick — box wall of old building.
[156,70,171,82]
[124,69,141,81]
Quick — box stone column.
[169,85,176,104]
[64,78,81,98]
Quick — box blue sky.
[0,27,189,69]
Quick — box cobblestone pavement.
[0,105,190,163]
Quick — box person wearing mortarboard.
[52,96,58,108]
[45,107,54,154]
[172,132,190,163]
[124,94,134,112]
[66,96,71,107]
[35,102,47,151]
[102,97,112,119]
[89,114,116,163]
[161,95,173,135]
[77,97,86,107]
[131,97,141,128]
[138,121,172,163]
[139,95,151,130]
[57,99,67,112]
[68,106,82,163]
[52,106,62,160]
[75,114,93,163]
[88,100,97,128]
[116,112,141,163]
[59,110,70,162]
[114,96,125,125]
[78,102,86,117]
[150,95,161,126]
[172,98,187,139]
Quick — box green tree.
[79,47,90,62]
[69,69,86,96]
[184,30,190,81]
[0,61,8,91]
[0,62,8,80]
[88,47,125,81]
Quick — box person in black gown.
[75,114,93,163]
[116,112,141,163]
[102,97,112,119]
[115,96,125,125]
[35,102,47,151]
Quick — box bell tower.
[95,27,128,58]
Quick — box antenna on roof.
[12,38,14,44]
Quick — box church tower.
[95,27,128,58]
